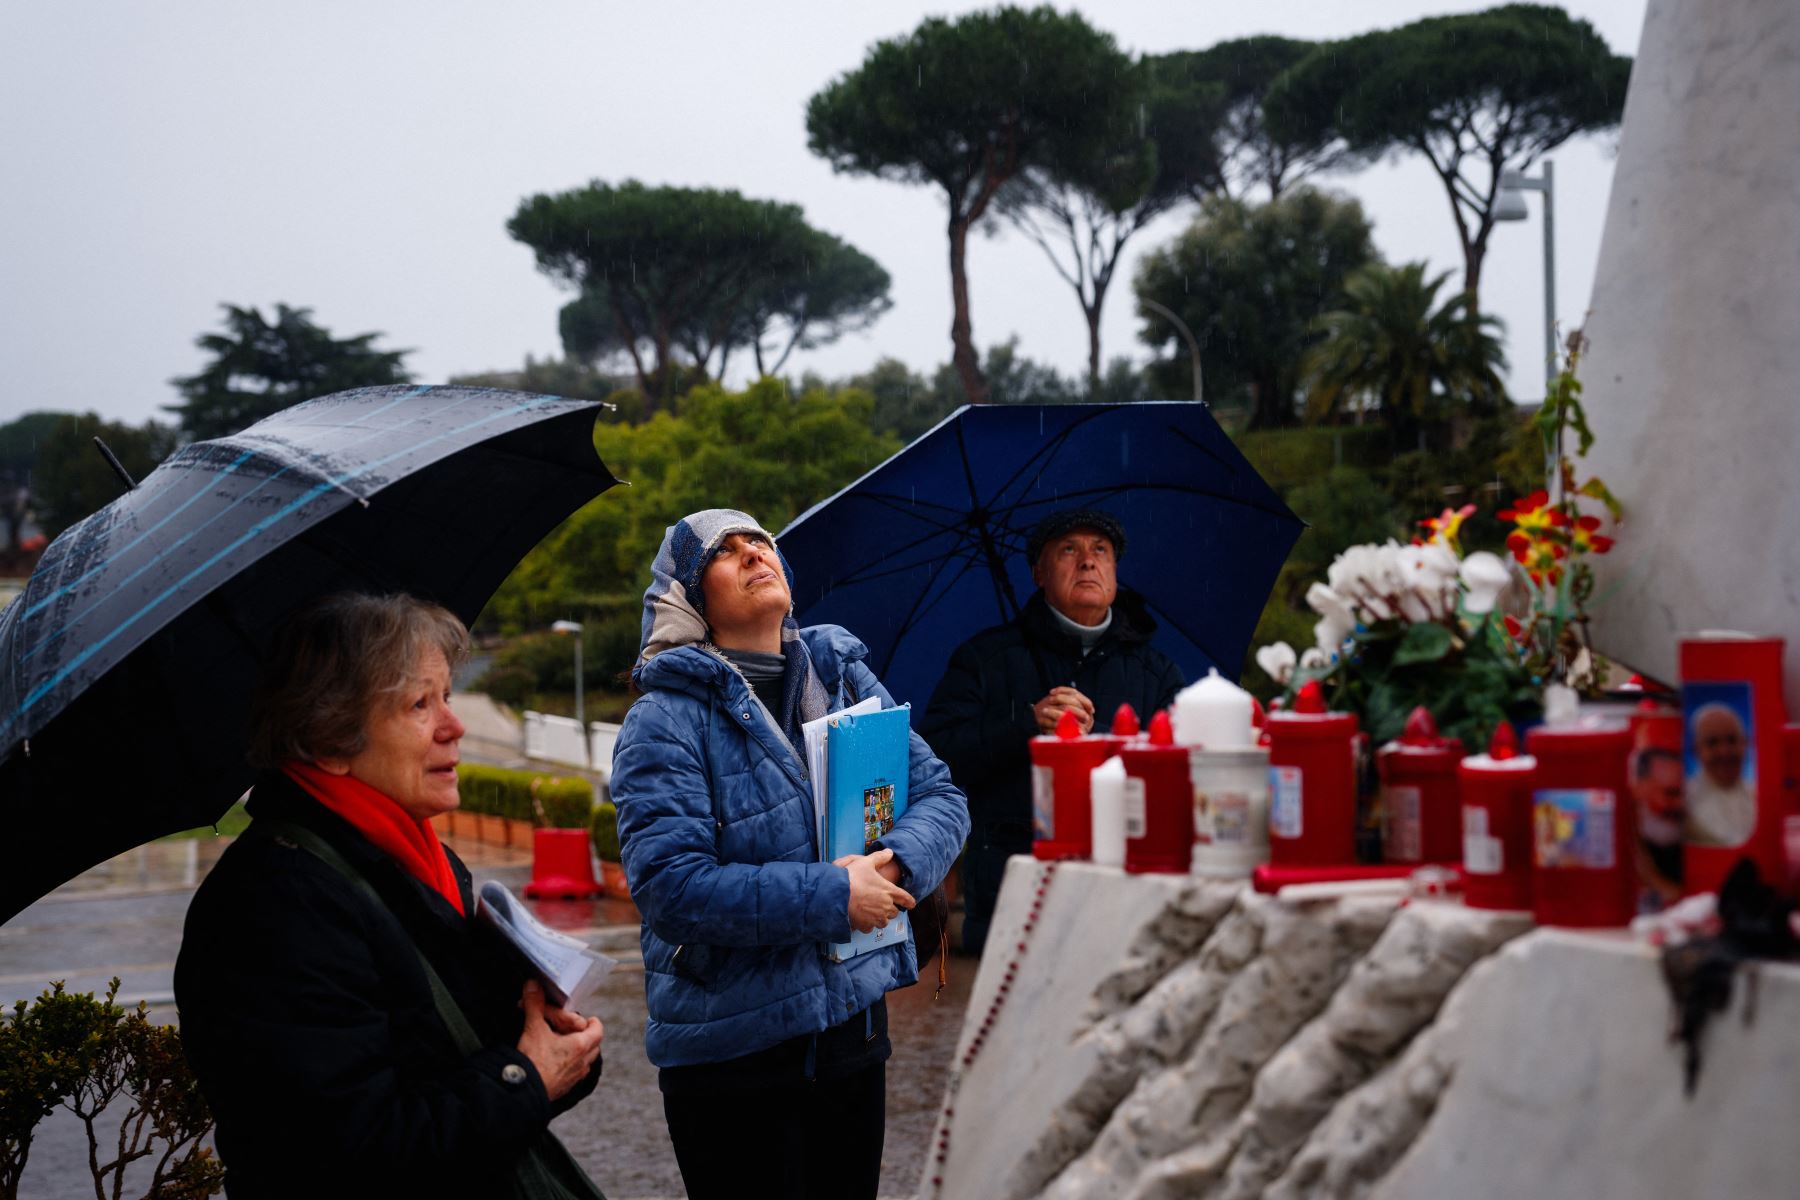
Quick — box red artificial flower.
[1570,514,1615,555]
[1418,503,1476,547]
[1498,490,1568,534]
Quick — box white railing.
[519,713,625,783]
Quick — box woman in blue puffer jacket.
[610,509,969,1200]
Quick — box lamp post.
[550,620,585,760]
[1495,160,1561,501]
[1139,298,1204,405]
[1493,159,1557,395]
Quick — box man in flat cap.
[920,509,1184,956]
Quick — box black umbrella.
[0,385,618,921]
[777,402,1302,708]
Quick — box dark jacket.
[174,773,598,1198]
[919,589,1185,838]
[612,624,969,1069]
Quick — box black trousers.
[663,1058,886,1200]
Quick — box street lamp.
[1139,298,1204,405]
[1493,160,1557,396]
[550,620,585,754]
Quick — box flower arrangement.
[1256,331,1622,748]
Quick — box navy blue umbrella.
[0,385,618,920]
[778,403,1302,708]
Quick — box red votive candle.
[1459,722,1536,911]
[1679,633,1788,894]
[1030,709,1120,861]
[1527,720,1636,927]
[1264,681,1360,866]
[1121,710,1193,873]
[1378,706,1466,864]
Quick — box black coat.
[174,773,599,1198]
[918,589,1185,839]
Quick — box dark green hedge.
[590,800,620,862]
[455,763,594,828]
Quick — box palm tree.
[1302,263,1507,438]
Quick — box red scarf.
[282,761,465,916]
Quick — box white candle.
[1173,668,1255,750]
[1090,758,1127,867]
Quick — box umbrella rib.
[874,536,990,683]
[822,490,972,521]
[968,407,1112,514]
[831,537,992,589]
[1137,591,1233,670]
[1010,480,1297,518]
[956,422,1021,620]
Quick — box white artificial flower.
[1305,582,1355,624]
[1299,647,1329,670]
[1370,541,1410,598]
[1396,588,1434,624]
[1255,641,1298,685]
[1326,544,1376,600]
[1458,551,1513,615]
[1414,542,1460,586]
[1359,593,1395,622]
[1314,611,1354,654]
[1396,541,1459,620]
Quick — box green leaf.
[1392,622,1453,666]
[1576,476,1624,522]
[1363,680,1416,743]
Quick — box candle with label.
[1378,706,1465,864]
[1030,709,1121,860]
[1120,709,1194,873]
[1527,719,1636,927]
[1459,722,1536,911]
[1264,681,1361,866]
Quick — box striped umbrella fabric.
[0,385,617,920]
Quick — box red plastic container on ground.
[1527,720,1636,927]
[1459,722,1536,911]
[1378,707,1465,864]
[1679,634,1788,895]
[1264,681,1360,866]
[1030,710,1120,860]
[1120,710,1193,873]
[523,828,602,899]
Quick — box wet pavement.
[0,835,972,1200]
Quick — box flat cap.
[1025,509,1127,565]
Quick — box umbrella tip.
[92,436,137,492]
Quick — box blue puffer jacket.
[612,623,969,1069]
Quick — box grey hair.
[248,593,470,768]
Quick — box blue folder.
[822,704,913,963]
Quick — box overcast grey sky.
[0,1,1647,427]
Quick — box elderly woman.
[611,509,969,1200]
[174,593,606,1199]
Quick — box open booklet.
[476,880,617,1013]
[802,699,914,963]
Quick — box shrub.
[590,801,621,863]
[455,764,594,828]
[1,980,222,1199]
